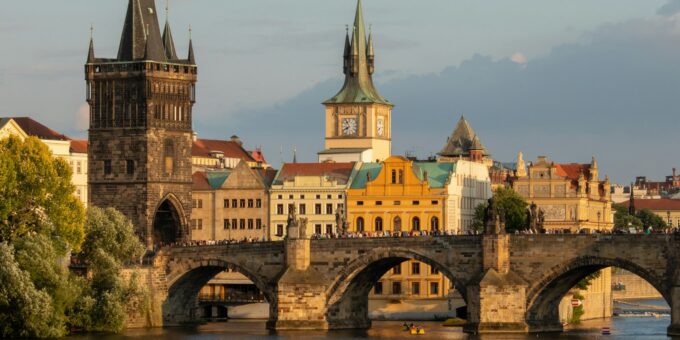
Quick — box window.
[411,262,420,275]
[337,203,344,212]
[430,282,439,295]
[164,140,175,175]
[192,199,203,209]
[316,195,321,199]
[256,199,262,208]
[191,219,202,230]
[315,224,322,234]
[398,170,404,184]
[357,201,364,206]
[326,204,333,215]
[431,217,440,231]
[300,194,305,199]
[376,201,382,206]
[393,264,402,275]
[232,199,237,208]
[392,282,402,295]
[412,282,420,295]
[431,267,439,274]
[248,219,254,229]
[224,199,230,208]
[356,217,365,232]
[326,224,333,235]
[104,160,112,175]
[374,282,383,295]
[278,195,283,199]
[289,194,294,199]
[223,219,229,229]
[277,204,284,215]
[394,216,402,232]
[299,204,306,215]
[375,217,383,231]
[432,200,439,205]
[256,219,262,229]
[412,217,420,231]
[394,201,401,206]
[240,199,246,208]
[126,160,135,175]
[276,224,284,236]
[327,194,332,199]
[239,219,245,229]
[315,204,322,215]
[412,200,420,206]
[248,199,254,208]
[391,169,397,184]
[76,161,82,174]
[231,219,237,230]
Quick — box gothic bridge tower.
[85,0,197,247]
[319,0,393,163]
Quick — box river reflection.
[67,317,680,340]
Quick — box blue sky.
[1,0,679,183]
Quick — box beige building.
[269,162,355,240]
[190,161,276,242]
[192,135,269,171]
[512,154,613,231]
[619,198,680,228]
[0,117,88,206]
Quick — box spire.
[324,0,390,105]
[590,155,599,180]
[438,116,489,158]
[367,25,375,74]
[629,183,636,215]
[343,26,351,75]
[162,2,178,60]
[293,146,297,164]
[117,0,166,61]
[87,25,95,63]
[187,27,196,64]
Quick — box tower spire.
[187,26,196,64]
[162,0,178,60]
[324,0,389,105]
[367,24,375,74]
[343,25,351,75]
[117,0,166,61]
[87,25,95,63]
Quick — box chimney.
[230,135,243,146]
[192,132,198,142]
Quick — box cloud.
[510,52,527,65]
[657,0,680,16]
[210,14,680,183]
[75,104,89,132]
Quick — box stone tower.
[319,0,393,163]
[85,0,197,247]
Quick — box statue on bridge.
[335,206,347,236]
[527,202,545,233]
[484,197,506,235]
[286,204,309,239]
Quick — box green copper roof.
[413,162,455,188]
[350,162,383,189]
[324,0,390,106]
[206,170,231,190]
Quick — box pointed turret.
[324,0,389,105]
[187,38,196,65]
[117,0,166,61]
[343,28,351,75]
[438,116,489,158]
[87,36,95,63]
[162,21,178,60]
[367,27,375,74]
[590,155,599,180]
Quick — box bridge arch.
[152,193,187,246]
[325,247,468,329]
[162,258,276,325]
[525,255,669,332]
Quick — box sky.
[1,0,679,183]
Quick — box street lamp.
[597,211,601,230]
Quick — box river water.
[68,299,677,340]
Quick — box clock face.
[377,118,385,136]
[342,118,358,136]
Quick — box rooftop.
[273,162,355,185]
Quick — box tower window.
[103,160,112,175]
[126,160,135,175]
[391,169,397,184]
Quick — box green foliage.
[613,203,666,231]
[637,208,667,231]
[0,136,85,253]
[574,271,601,290]
[472,187,529,233]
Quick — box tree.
[613,203,642,230]
[0,135,85,253]
[472,187,529,233]
[637,208,667,231]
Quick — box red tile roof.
[274,162,355,185]
[192,138,255,162]
[620,199,680,211]
[555,163,591,180]
[69,139,88,154]
[250,149,267,163]
[9,117,70,141]
[192,172,213,191]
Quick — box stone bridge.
[144,234,680,335]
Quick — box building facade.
[86,0,197,247]
[512,155,613,231]
[442,160,493,234]
[318,0,393,163]
[619,199,680,228]
[190,161,275,242]
[269,162,355,240]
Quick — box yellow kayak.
[409,328,426,335]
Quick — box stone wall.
[612,271,663,300]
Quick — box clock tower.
[318,0,393,163]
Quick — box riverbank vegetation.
[0,136,146,337]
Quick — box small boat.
[409,328,426,335]
[602,326,611,335]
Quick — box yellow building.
[512,154,613,231]
[269,162,356,240]
[619,199,680,228]
[318,0,392,163]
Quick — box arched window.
[357,217,365,232]
[394,216,402,232]
[412,217,421,231]
[375,217,383,232]
[398,170,404,184]
[391,169,397,184]
[431,216,439,231]
[164,139,175,175]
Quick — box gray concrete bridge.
[143,234,680,335]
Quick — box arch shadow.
[153,193,188,245]
[325,247,468,329]
[163,259,275,325]
[525,256,669,333]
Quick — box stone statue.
[286,204,300,239]
[528,202,538,232]
[537,208,545,230]
[298,217,309,239]
[484,197,506,235]
[335,206,347,235]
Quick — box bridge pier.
[668,286,680,336]
[464,234,529,334]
